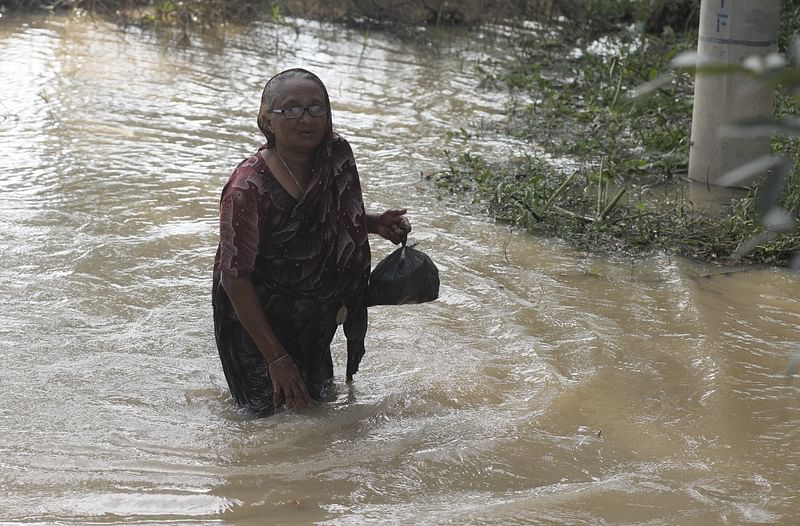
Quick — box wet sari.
[212,133,370,415]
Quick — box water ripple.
[1,12,799,526]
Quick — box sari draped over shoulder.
[212,133,370,415]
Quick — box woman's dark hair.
[256,68,333,147]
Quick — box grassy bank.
[434,7,800,267]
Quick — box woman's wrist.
[268,354,290,367]
[365,212,379,234]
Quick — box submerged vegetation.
[435,1,800,267]
[2,0,798,266]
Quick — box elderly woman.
[212,68,410,416]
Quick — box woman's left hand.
[374,208,412,244]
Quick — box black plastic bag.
[367,237,439,306]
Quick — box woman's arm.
[221,273,311,411]
[366,208,412,244]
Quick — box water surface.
[1,13,799,525]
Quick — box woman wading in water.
[212,68,411,416]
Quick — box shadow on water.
[1,12,799,525]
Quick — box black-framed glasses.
[268,105,328,119]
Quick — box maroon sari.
[212,133,370,415]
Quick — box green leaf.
[720,117,800,138]
[755,160,793,218]
[716,155,787,187]
[671,51,699,68]
[629,73,672,100]
[791,37,800,67]
[731,231,777,259]
[786,349,800,379]
[762,208,795,233]
[671,51,750,75]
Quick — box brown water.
[1,13,799,526]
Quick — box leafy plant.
[639,38,800,268]
[440,16,799,266]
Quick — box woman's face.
[266,77,329,154]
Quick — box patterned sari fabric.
[212,134,371,415]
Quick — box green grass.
[437,21,800,266]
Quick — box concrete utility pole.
[688,0,782,199]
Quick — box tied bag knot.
[366,235,440,307]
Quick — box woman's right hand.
[269,355,311,411]
[221,273,312,413]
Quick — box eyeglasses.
[268,105,328,119]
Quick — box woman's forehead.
[274,77,326,101]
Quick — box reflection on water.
[1,13,799,525]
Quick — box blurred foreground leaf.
[721,117,800,138]
[716,155,787,188]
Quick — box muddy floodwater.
[1,13,799,525]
